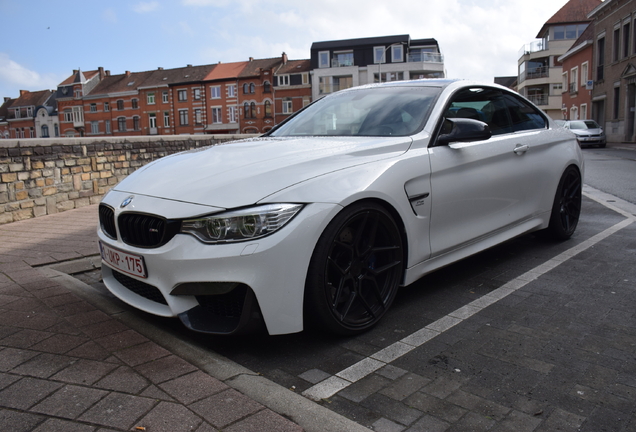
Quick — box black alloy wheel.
[305,202,404,335]
[547,166,582,240]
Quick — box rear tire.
[546,166,581,240]
[304,202,404,335]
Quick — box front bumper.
[98,191,340,335]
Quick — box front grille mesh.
[99,205,117,239]
[119,213,167,248]
[112,270,168,305]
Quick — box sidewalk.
[0,205,305,432]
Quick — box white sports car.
[98,79,583,336]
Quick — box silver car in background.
[556,119,606,147]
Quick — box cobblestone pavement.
[0,206,308,432]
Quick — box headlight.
[181,203,303,244]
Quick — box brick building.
[273,55,312,126]
[238,57,282,133]
[559,23,595,120]
[56,69,104,137]
[4,90,57,138]
[589,0,636,142]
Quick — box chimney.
[73,69,78,74]
[282,52,288,65]
[4,97,10,103]
[125,71,131,76]
[249,57,254,62]
[187,64,192,67]
[106,70,111,76]
[158,67,164,70]
[98,67,105,79]
[20,90,29,97]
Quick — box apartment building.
[238,57,284,133]
[517,0,601,119]
[56,69,104,137]
[4,90,57,138]
[559,23,595,120]
[588,0,636,142]
[273,55,312,125]
[309,34,444,101]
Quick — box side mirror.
[437,118,492,146]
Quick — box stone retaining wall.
[0,135,252,224]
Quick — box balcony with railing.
[518,39,547,59]
[527,94,548,106]
[407,52,444,63]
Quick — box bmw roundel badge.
[120,196,134,208]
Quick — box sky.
[0,0,571,99]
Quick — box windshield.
[569,120,600,130]
[269,86,440,137]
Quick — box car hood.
[571,128,603,135]
[113,136,412,209]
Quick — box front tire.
[546,166,582,240]
[304,202,404,335]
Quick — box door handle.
[513,144,529,155]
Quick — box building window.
[162,91,169,103]
[178,89,187,101]
[227,85,236,98]
[179,109,188,125]
[210,86,221,99]
[132,99,139,109]
[147,93,155,104]
[263,81,271,93]
[278,75,290,86]
[194,109,202,124]
[319,76,353,94]
[90,103,97,113]
[212,107,222,123]
[624,22,631,59]
[374,72,404,83]
[250,83,255,93]
[164,112,170,127]
[133,116,140,130]
[194,88,201,100]
[319,50,330,68]
[104,102,110,112]
[250,102,256,118]
[570,67,578,93]
[302,73,309,85]
[554,24,588,40]
[118,117,126,132]
[333,51,353,67]
[117,100,124,110]
[75,89,82,98]
[581,103,588,120]
[64,109,73,122]
[391,45,403,63]
[282,98,293,114]
[105,120,110,134]
[244,102,250,118]
[264,100,272,117]
[613,27,620,62]
[229,106,237,123]
[613,86,620,119]
[597,37,605,81]
[374,46,386,63]
[14,108,20,118]
[581,62,589,87]
[149,113,157,128]
[91,121,99,134]
[41,125,49,138]
[243,83,250,94]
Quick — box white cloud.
[133,2,160,13]
[0,53,62,96]
[102,8,118,24]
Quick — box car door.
[428,86,553,257]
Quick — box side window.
[502,94,547,132]
[445,88,512,135]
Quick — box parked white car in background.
[555,119,606,147]
[98,79,583,336]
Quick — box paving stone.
[339,373,392,403]
[533,407,586,432]
[379,373,431,401]
[0,328,52,348]
[489,409,542,432]
[50,358,119,385]
[404,414,450,432]
[0,408,46,432]
[133,401,203,432]
[65,341,112,361]
[404,392,467,424]
[30,333,89,354]
[0,377,63,409]
[159,370,228,405]
[135,354,198,384]
[113,341,171,367]
[94,365,149,394]
[32,418,97,432]
[189,388,264,429]
[93,329,149,351]
[140,384,176,402]
[78,392,157,429]
[420,376,464,399]
[223,409,304,432]
[12,353,75,378]
[298,368,331,384]
[376,365,408,380]
[0,371,21,390]
[360,393,423,426]
[371,417,407,432]
[32,384,108,419]
[445,390,511,422]
[446,411,496,432]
